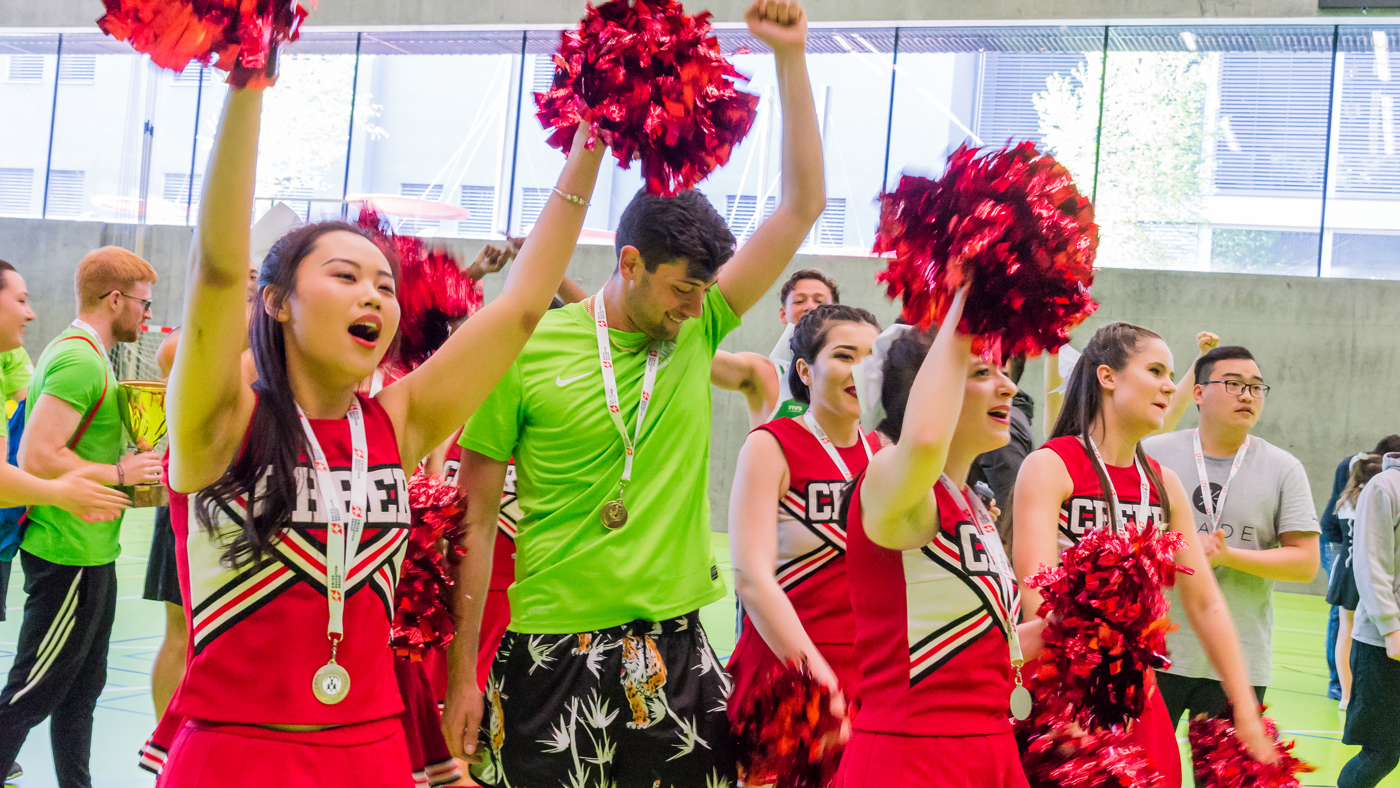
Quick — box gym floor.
[0,511,1389,787]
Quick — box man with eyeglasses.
[1143,344,1320,743]
[0,246,162,786]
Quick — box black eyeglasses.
[1204,380,1270,399]
[110,291,152,312]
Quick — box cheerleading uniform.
[141,395,415,788]
[727,418,879,719]
[836,474,1027,788]
[1035,435,1182,788]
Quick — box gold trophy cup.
[117,380,168,508]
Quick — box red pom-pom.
[1023,521,1193,732]
[389,470,468,653]
[874,141,1099,360]
[1016,708,1164,788]
[535,0,760,196]
[97,0,310,87]
[357,207,484,371]
[731,662,852,788]
[1188,705,1316,788]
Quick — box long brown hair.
[195,222,400,568]
[1340,454,1384,510]
[1050,322,1173,528]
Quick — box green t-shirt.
[772,398,807,420]
[462,286,742,633]
[23,328,124,566]
[0,347,34,439]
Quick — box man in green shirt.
[444,6,826,785]
[0,247,161,787]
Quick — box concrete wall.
[1,0,1322,30]
[5,215,1391,592]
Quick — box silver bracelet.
[551,187,590,208]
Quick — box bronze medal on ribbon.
[600,499,628,530]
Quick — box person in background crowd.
[0,247,159,786]
[711,267,841,429]
[1329,452,1386,710]
[1338,451,1400,788]
[1141,345,1320,739]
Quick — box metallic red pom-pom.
[96,0,310,88]
[874,141,1099,360]
[390,470,467,653]
[731,662,852,788]
[1023,523,1193,732]
[357,207,484,372]
[1016,707,1164,788]
[535,0,760,196]
[1188,705,1316,788]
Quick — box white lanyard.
[1192,429,1250,532]
[296,398,369,644]
[592,291,659,499]
[802,410,871,482]
[70,319,108,356]
[1086,437,1150,533]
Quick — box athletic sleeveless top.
[845,474,1022,735]
[1043,435,1166,551]
[743,417,880,644]
[442,443,518,593]
[168,394,411,725]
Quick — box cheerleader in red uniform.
[836,291,1045,788]
[1012,322,1278,785]
[726,305,881,736]
[150,76,604,788]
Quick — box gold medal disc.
[312,660,351,705]
[1010,685,1033,721]
[600,499,628,530]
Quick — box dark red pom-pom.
[1023,522,1193,732]
[390,470,468,653]
[1016,707,1164,788]
[357,207,484,371]
[535,0,760,196]
[1188,705,1316,788]
[97,0,310,88]
[874,141,1099,360]
[731,662,852,788]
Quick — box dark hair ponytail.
[195,221,397,568]
[1050,322,1172,528]
[787,303,880,404]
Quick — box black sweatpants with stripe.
[0,551,116,788]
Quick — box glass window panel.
[1095,25,1335,273]
[343,31,521,239]
[44,34,202,225]
[1324,27,1400,280]
[0,35,58,219]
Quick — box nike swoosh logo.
[556,372,593,387]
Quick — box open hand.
[745,0,808,55]
[442,675,486,763]
[467,245,512,280]
[55,469,130,522]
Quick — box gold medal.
[600,499,628,530]
[1010,666,1032,721]
[312,658,351,705]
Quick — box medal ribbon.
[296,397,369,646]
[936,475,1023,665]
[592,291,659,500]
[1086,437,1150,533]
[1192,429,1250,533]
[70,319,108,355]
[801,410,872,483]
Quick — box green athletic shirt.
[0,347,34,439]
[23,327,124,566]
[772,398,807,420]
[462,285,741,633]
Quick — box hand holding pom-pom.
[535,0,761,195]
[874,141,1099,360]
[1188,705,1311,787]
[732,661,852,788]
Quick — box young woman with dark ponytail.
[726,304,881,742]
[147,77,603,788]
[1012,322,1277,785]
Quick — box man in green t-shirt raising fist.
[0,247,161,787]
[445,3,825,785]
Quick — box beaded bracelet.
[552,187,590,208]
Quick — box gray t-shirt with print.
[1143,430,1320,686]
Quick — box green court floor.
[0,513,1389,787]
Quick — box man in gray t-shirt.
[1142,346,1320,736]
